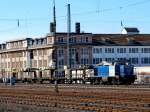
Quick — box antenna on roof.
[120,7,124,28]
[17,19,20,27]
[121,20,124,28]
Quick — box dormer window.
[58,37,64,43]
[32,40,34,45]
[41,39,44,45]
[86,37,89,43]
[81,36,84,42]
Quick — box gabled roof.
[124,27,139,33]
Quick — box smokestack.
[75,22,80,33]
[50,22,55,33]
[50,0,56,33]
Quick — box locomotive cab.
[114,61,135,84]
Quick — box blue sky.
[0,0,150,42]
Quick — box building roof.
[93,34,150,46]
[124,27,139,33]
[47,32,92,37]
[1,33,150,47]
[6,38,31,43]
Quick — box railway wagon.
[71,69,94,84]
[21,69,55,84]
[134,66,150,83]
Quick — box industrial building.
[0,1,150,83]
[0,24,93,79]
[0,27,150,81]
[92,33,150,67]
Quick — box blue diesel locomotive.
[90,61,136,84]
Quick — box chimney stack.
[75,22,80,33]
[50,22,55,33]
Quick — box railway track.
[1,83,150,89]
[0,84,150,112]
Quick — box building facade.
[0,32,92,79]
[92,34,150,67]
[92,46,150,66]
[0,33,150,79]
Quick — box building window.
[93,48,96,54]
[81,48,88,55]
[58,37,64,43]
[81,58,88,65]
[72,37,76,43]
[41,39,47,45]
[33,60,37,68]
[58,59,64,66]
[43,50,47,55]
[141,48,150,53]
[30,51,34,59]
[23,52,27,57]
[20,61,23,68]
[129,58,138,64]
[39,60,42,67]
[24,61,26,67]
[105,48,114,53]
[93,48,102,54]
[43,60,47,67]
[81,36,84,43]
[117,48,126,53]
[35,39,39,45]
[38,50,43,56]
[70,59,76,68]
[86,37,89,43]
[73,37,76,43]
[48,37,53,43]
[93,58,102,64]
[33,50,37,56]
[58,49,64,57]
[69,37,76,43]
[141,57,150,64]
[80,36,88,43]
[8,62,10,68]
[105,58,114,63]
[70,48,76,55]
[129,48,138,53]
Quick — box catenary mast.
[67,0,71,69]
[66,0,71,82]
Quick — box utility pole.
[67,0,71,83]
[52,0,58,93]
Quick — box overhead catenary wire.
[0,0,150,22]
[0,0,150,34]
[96,0,101,12]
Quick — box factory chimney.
[50,0,56,34]
[75,22,80,33]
